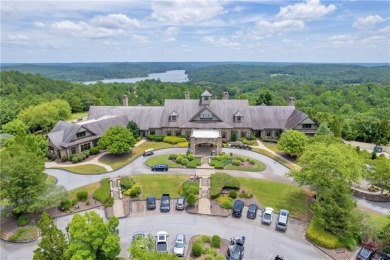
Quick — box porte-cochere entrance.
[190,130,222,157]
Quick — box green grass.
[93,178,110,203]
[252,148,300,171]
[132,174,188,199]
[99,142,174,170]
[8,225,39,242]
[364,210,389,230]
[44,173,57,184]
[69,112,88,121]
[263,142,283,153]
[210,173,240,199]
[145,154,185,168]
[224,156,265,172]
[68,182,101,200]
[58,164,107,174]
[237,177,308,218]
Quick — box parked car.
[151,164,169,171]
[143,148,154,157]
[276,209,289,231]
[261,207,274,225]
[227,236,245,260]
[246,204,258,219]
[176,197,186,210]
[232,200,244,217]
[173,233,186,257]
[380,253,390,260]
[275,255,284,260]
[156,231,169,253]
[357,243,377,260]
[160,194,171,212]
[146,196,156,210]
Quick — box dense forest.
[0,62,389,144]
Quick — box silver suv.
[276,209,289,231]
[173,233,186,257]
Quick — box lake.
[83,70,189,84]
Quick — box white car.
[173,233,186,257]
[261,207,274,225]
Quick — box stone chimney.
[223,92,229,100]
[288,97,295,106]
[184,92,190,100]
[122,95,128,106]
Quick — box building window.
[200,114,212,120]
[186,131,191,137]
[71,147,76,154]
[275,131,282,137]
[150,129,155,135]
[76,131,86,138]
[302,124,312,129]
[241,132,246,138]
[204,97,209,101]
[167,130,172,136]
[234,116,241,122]
[222,131,226,138]
[169,116,177,122]
[266,131,271,137]
[93,140,98,146]
[81,143,91,152]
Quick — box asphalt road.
[45,148,389,215]
[0,208,330,260]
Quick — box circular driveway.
[0,208,329,260]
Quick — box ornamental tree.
[64,211,120,260]
[98,125,136,155]
[127,120,140,139]
[365,157,390,195]
[277,130,308,157]
[33,212,68,260]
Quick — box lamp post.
[65,226,69,241]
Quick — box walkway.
[111,177,125,218]
[195,164,215,215]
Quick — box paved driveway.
[0,208,329,260]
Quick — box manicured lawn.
[99,142,174,170]
[224,156,265,172]
[145,154,185,168]
[364,210,389,230]
[93,178,110,204]
[262,142,283,153]
[46,175,57,184]
[252,148,300,171]
[237,177,309,218]
[68,182,101,200]
[132,174,188,199]
[8,225,39,242]
[58,164,107,174]
[69,112,88,121]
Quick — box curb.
[0,226,41,244]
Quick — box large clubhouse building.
[48,91,317,159]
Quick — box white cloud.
[34,22,46,27]
[162,27,179,42]
[258,19,305,30]
[7,34,29,42]
[203,36,241,48]
[90,14,140,29]
[276,0,336,20]
[329,34,355,47]
[132,34,150,43]
[151,0,225,24]
[353,15,386,29]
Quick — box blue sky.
[1,0,389,63]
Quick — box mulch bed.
[0,213,41,241]
[187,235,230,260]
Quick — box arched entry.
[190,130,222,157]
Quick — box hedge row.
[147,135,165,142]
[306,221,344,249]
[210,173,240,199]
[163,136,187,144]
[93,178,112,206]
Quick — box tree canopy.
[98,126,136,155]
[277,130,308,157]
[65,211,120,260]
[365,157,390,195]
[127,121,140,139]
[33,212,68,260]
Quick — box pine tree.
[33,212,68,260]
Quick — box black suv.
[246,204,258,219]
[151,164,169,171]
[146,196,156,210]
[232,200,244,217]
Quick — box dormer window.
[234,116,242,122]
[76,131,86,138]
[169,116,177,122]
[233,111,243,123]
[200,114,212,120]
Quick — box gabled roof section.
[201,90,212,97]
[170,110,178,116]
[234,111,244,117]
[249,106,295,129]
[284,109,310,129]
[190,106,222,121]
[48,121,83,148]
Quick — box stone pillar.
[288,97,295,106]
[223,92,229,100]
[122,95,128,106]
[190,137,196,155]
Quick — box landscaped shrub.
[215,255,225,260]
[220,199,233,209]
[187,194,197,206]
[104,197,114,207]
[186,159,201,168]
[83,150,90,157]
[176,156,183,163]
[306,221,343,249]
[248,135,256,140]
[237,156,245,162]
[169,154,177,160]
[93,178,111,204]
[211,235,221,248]
[192,242,202,257]
[129,184,142,197]
[123,188,132,196]
[72,156,79,163]
[186,154,194,161]
[248,159,255,165]
[231,131,237,142]
[238,190,253,199]
[231,159,241,166]
[86,200,90,206]
[204,255,213,260]
[17,215,29,227]
[210,173,240,199]
[180,180,199,197]
[76,190,88,201]
[147,135,165,142]
[59,200,73,211]
[229,190,237,199]
[121,176,135,190]
[163,136,186,144]
[61,155,68,162]
[187,186,199,195]
[89,146,100,155]
[181,158,189,165]
[177,141,189,147]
